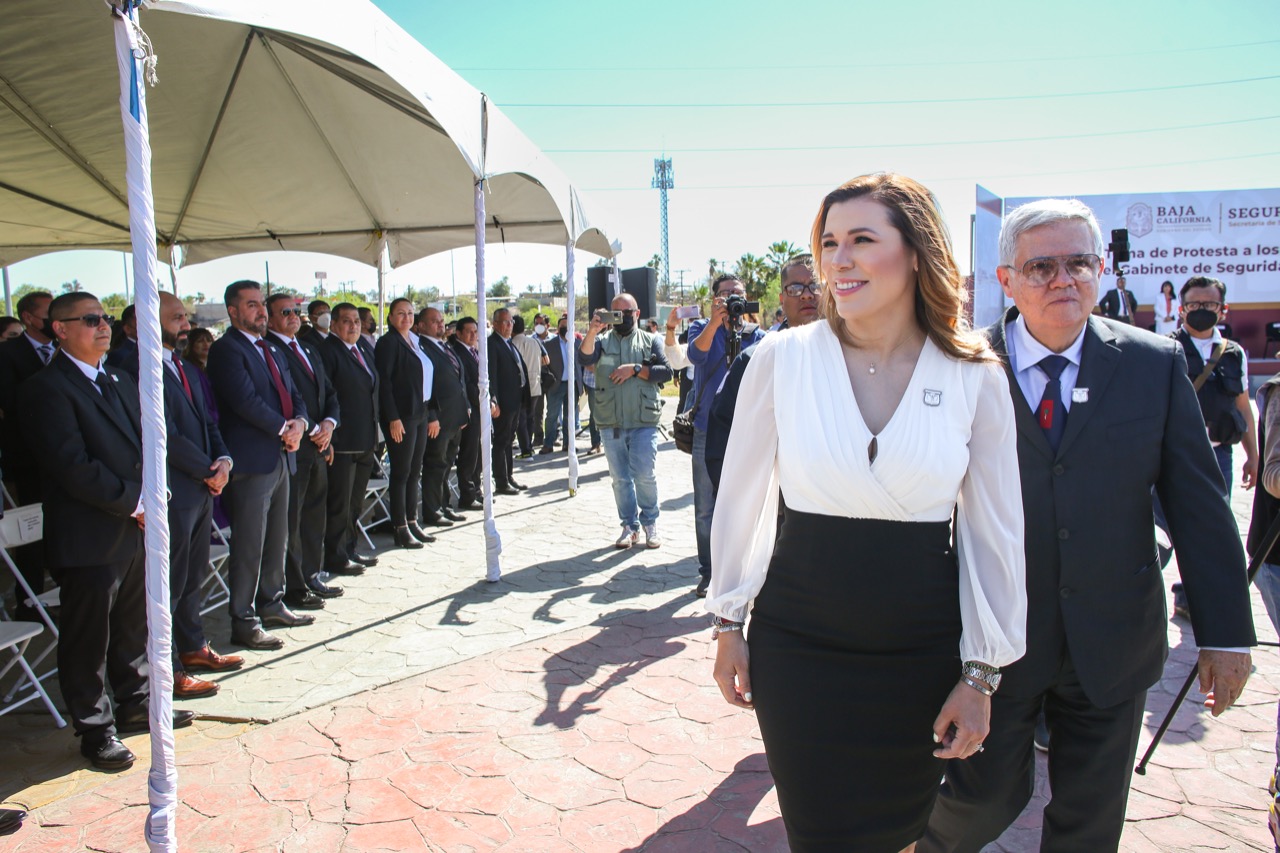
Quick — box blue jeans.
[1256,562,1280,776]
[1214,444,1233,498]
[584,387,601,447]
[601,427,659,530]
[541,383,570,451]
[692,427,714,579]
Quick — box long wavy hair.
[810,172,992,363]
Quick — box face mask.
[534,324,547,336]
[558,326,568,338]
[1185,309,1219,333]
[616,314,635,335]
[315,312,332,330]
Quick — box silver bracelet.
[960,675,994,697]
[962,662,1002,692]
[711,615,745,639]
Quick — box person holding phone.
[708,173,1027,851]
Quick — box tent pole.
[111,5,177,851]
[476,179,502,581]
[2,267,11,316]
[565,201,579,495]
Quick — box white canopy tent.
[2,1,612,848]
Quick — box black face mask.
[558,327,568,338]
[616,314,635,335]
[1185,309,1219,333]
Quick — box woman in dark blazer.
[374,298,435,549]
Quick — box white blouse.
[706,321,1027,667]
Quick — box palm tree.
[691,284,711,315]
[766,240,802,280]
[733,253,771,300]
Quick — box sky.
[8,0,1280,306]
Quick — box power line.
[544,114,1280,154]
[580,150,1280,192]
[455,38,1280,73]
[504,73,1280,108]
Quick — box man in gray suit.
[921,199,1255,852]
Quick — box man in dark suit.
[488,308,529,495]
[206,281,312,651]
[105,304,138,373]
[921,199,1255,852]
[298,299,332,346]
[1098,274,1138,324]
[318,303,381,573]
[418,307,469,526]
[21,292,193,770]
[265,294,346,611]
[156,293,242,698]
[0,290,54,619]
[450,316,484,509]
[539,315,575,455]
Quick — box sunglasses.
[61,314,115,328]
[278,307,302,316]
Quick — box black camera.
[725,294,760,323]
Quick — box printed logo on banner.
[1127,203,1153,238]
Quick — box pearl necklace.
[864,333,921,376]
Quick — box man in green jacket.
[579,293,673,549]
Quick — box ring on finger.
[973,743,985,754]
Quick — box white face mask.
[315,312,332,330]
[533,324,547,336]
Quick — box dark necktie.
[171,355,194,403]
[468,346,479,364]
[95,371,131,427]
[37,343,53,365]
[255,339,294,420]
[288,340,315,380]
[350,345,371,377]
[1037,355,1069,453]
[436,339,462,377]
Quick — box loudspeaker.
[622,267,658,319]
[587,266,613,315]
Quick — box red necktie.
[172,355,194,403]
[350,345,371,376]
[289,340,315,380]
[255,339,294,420]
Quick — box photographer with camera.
[579,294,673,549]
[686,274,766,596]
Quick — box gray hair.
[999,198,1105,266]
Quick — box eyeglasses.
[1004,254,1101,287]
[278,308,302,316]
[1184,301,1222,312]
[62,314,115,328]
[782,281,822,297]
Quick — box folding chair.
[0,504,58,702]
[200,524,232,616]
[0,621,65,727]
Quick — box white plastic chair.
[0,621,65,726]
[200,524,232,616]
[0,504,58,700]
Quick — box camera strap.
[1192,342,1226,392]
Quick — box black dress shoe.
[394,526,424,549]
[406,522,436,543]
[261,609,316,628]
[422,513,454,528]
[308,582,344,599]
[116,708,196,734]
[231,627,285,650]
[82,736,135,770]
[494,486,519,496]
[327,560,367,576]
[508,480,528,491]
[441,508,466,522]
[283,590,326,611]
[347,551,379,567]
[457,499,478,510]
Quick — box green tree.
[486,276,511,299]
[61,278,83,294]
[549,273,566,297]
[766,240,802,280]
[732,253,771,301]
[100,293,128,313]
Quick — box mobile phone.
[594,309,623,324]
[674,305,701,320]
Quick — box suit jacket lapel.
[990,310,1056,462]
[1056,317,1120,457]
[56,355,141,450]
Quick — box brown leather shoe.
[173,671,219,698]
[179,645,245,673]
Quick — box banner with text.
[979,187,1280,307]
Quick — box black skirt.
[749,511,961,853]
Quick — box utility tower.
[651,157,674,295]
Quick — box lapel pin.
[1072,388,1089,404]
[923,389,942,407]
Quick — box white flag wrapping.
[111,2,177,850]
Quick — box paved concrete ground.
[1,416,1279,851]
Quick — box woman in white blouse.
[707,173,1027,852]
[1154,279,1179,335]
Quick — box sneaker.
[1171,582,1190,620]
[615,526,638,549]
[643,524,662,549]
